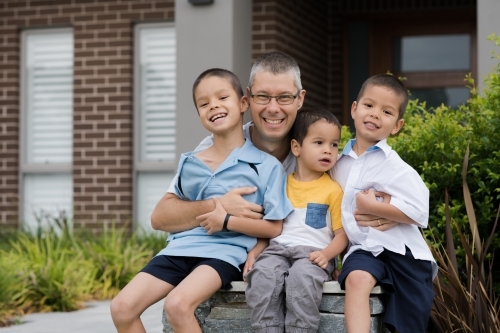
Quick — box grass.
[0,222,167,327]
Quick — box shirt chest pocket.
[305,203,329,229]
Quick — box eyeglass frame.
[249,89,301,105]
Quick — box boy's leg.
[284,247,331,333]
[110,272,175,333]
[246,243,290,333]
[164,264,224,333]
[344,270,377,333]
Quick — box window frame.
[133,22,177,230]
[19,27,74,229]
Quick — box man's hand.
[197,197,227,234]
[310,251,329,269]
[355,213,398,230]
[220,187,264,219]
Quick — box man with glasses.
[151,51,305,233]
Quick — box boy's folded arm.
[356,191,425,226]
[228,216,284,238]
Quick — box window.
[370,17,476,110]
[134,23,176,233]
[20,28,74,232]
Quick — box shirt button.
[188,156,193,160]
[211,175,215,179]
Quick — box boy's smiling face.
[351,84,405,146]
[194,75,248,134]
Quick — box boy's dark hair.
[291,107,341,145]
[357,74,409,120]
[192,68,244,106]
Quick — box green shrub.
[81,224,162,300]
[0,251,24,326]
[9,232,95,313]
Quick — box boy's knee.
[164,293,192,321]
[110,296,135,323]
[345,270,376,292]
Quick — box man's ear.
[351,101,357,119]
[391,118,404,135]
[240,95,249,114]
[290,139,300,157]
[297,89,306,109]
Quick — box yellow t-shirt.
[271,173,343,249]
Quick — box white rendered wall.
[477,0,500,92]
[175,0,252,161]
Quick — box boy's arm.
[197,197,283,238]
[151,188,266,233]
[310,228,349,269]
[355,189,419,225]
[243,238,269,279]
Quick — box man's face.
[247,71,305,143]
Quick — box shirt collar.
[235,138,263,164]
[341,139,392,157]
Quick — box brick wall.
[252,0,330,110]
[0,0,174,232]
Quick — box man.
[151,51,390,234]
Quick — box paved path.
[0,299,164,333]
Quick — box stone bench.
[163,281,387,333]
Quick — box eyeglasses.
[249,90,300,105]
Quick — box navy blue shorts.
[338,248,434,333]
[141,255,242,290]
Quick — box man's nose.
[266,97,281,112]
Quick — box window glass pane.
[394,34,470,72]
[23,173,73,233]
[25,30,73,164]
[136,172,175,234]
[139,26,176,162]
[409,87,469,109]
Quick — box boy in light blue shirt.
[111,68,293,333]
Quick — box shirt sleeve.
[385,168,429,228]
[329,183,343,231]
[261,161,294,221]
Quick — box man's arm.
[151,188,266,233]
[196,197,283,238]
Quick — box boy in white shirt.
[334,74,437,333]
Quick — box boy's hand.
[355,188,377,214]
[309,251,329,269]
[242,254,257,281]
[197,197,227,234]
[220,187,264,219]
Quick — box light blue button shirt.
[157,139,293,270]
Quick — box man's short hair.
[357,74,409,120]
[192,68,244,106]
[291,107,341,145]
[248,51,302,91]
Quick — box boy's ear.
[350,101,357,119]
[391,118,405,135]
[240,95,249,114]
[290,139,300,157]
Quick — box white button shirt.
[333,139,437,279]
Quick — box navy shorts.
[141,255,242,290]
[338,248,434,333]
